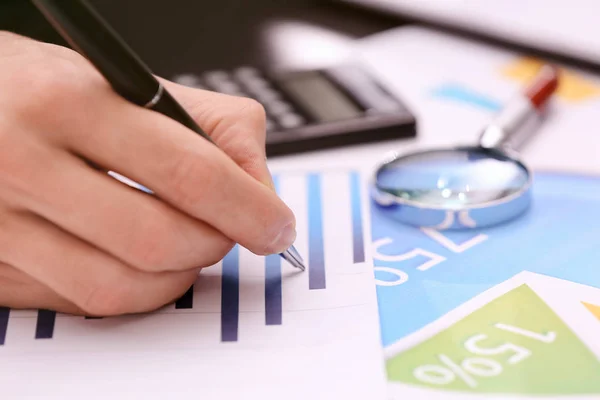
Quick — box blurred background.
[2,0,599,158]
[0,0,400,75]
[3,0,596,78]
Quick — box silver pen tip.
[280,245,306,271]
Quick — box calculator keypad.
[172,67,307,133]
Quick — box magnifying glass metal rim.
[371,145,533,211]
[369,64,559,229]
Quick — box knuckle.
[229,98,267,150]
[237,98,267,125]
[7,54,97,126]
[25,62,82,109]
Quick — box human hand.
[0,32,296,316]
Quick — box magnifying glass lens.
[376,148,529,207]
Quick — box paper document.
[0,169,387,399]
[355,26,600,174]
[351,26,600,399]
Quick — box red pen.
[479,64,559,150]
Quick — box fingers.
[0,211,198,316]
[160,79,276,190]
[0,35,287,316]
[54,88,296,255]
[1,36,292,255]
[0,263,82,314]
[11,146,234,273]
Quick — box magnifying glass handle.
[479,64,559,150]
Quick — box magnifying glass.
[371,65,559,230]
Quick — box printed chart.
[0,170,387,400]
[357,26,600,399]
[370,170,600,399]
[384,272,600,396]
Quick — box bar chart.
[0,307,8,345]
[0,169,370,346]
[264,177,283,327]
[0,168,386,400]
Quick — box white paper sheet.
[352,26,600,175]
[348,26,600,400]
[0,169,388,400]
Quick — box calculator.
[171,64,416,157]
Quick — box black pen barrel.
[31,0,214,141]
[32,0,159,106]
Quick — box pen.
[31,0,306,272]
[479,64,559,150]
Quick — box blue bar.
[221,246,240,342]
[350,172,365,263]
[431,83,502,112]
[308,174,326,290]
[0,307,9,345]
[35,309,56,339]
[265,176,283,325]
[265,254,282,325]
[175,285,194,309]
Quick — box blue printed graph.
[0,308,8,345]
[174,286,194,309]
[308,174,326,290]
[219,172,364,342]
[35,310,56,340]
[430,83,502,111]
[370,171,600,348]
[265,177,283,327]
[264,251,282,326]
[221,245,241,342]
[351,172,366,264]
[0,171,366,345]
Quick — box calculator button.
[234,66,261,80]
[203,72,233,90]
[265,100,292,116]
[278,113,305,129]
[265,119,277,132]
[326,65,404,113]
[242,77,271,94]
[204,70,230,82]
[212,81,241,95]
[172,73,205,89]
[254,88,281,103]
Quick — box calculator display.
[172,64,416,156]
[278,71,362,123]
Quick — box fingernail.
[265,222,296,254]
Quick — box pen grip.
[33,0,214,143]
[151,89,214,143]
[32,0,158,106]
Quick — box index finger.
[54,88,296,256]
[161,79,276,191]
